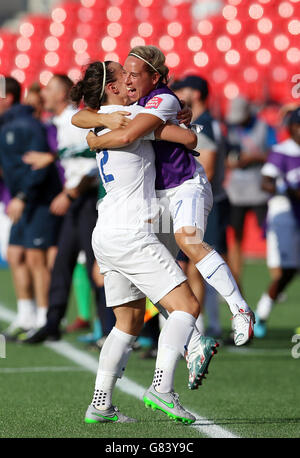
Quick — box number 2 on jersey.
[99,150,114,183]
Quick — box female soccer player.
[81,46,255,348]
[71,60,218,424]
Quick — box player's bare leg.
[26,248,50,328]
[5,245,36,337]
[46,246,58,271]
[175,227,255,346]
[255,268,297,338]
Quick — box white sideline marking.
[0,303,238,438]
[226,347,290,356]
[0,306,16,323]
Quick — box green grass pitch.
[0,261,300,438]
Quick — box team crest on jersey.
[145,97,163,109]
[6,131,15,145]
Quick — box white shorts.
[92,224,187,307]
[266,196,300,269]
[156,171,213,237]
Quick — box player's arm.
[86,94,191,149]
[87,113,163,150]
[261,150,283,195]
[3,126,51,221]
[71,107,131,130]
[261,174,300,200]
[50,173,97,216]
[22,151,56,169]
[238,151,268,168]
[154,123,197,150]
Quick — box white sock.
[196,250,250,316]
[256,293,274,321]
[187,324,202,356]
[195,313,205,335]
[92,374,117,411]
[36,307,48,328]
[161,310,204,354]
[93,327,137,410]
[17,299,36,329]
[154,310,196,393]
[159,313,167,330]
[204,283,222,337]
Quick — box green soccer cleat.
[85,404,137,424]
[186,336,219,390]
[143,385,196,425]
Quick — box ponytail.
[70,61,116,110]
[69,80,85,107]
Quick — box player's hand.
[50,192,71,216]
[103,111,131,130]
[6,198,25,223]
[177,103,192,126]
[22,151,55,170]
[86,130,98,150]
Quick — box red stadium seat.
[0,31,17,73]
[0,0,297,108]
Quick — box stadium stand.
[0,0,299,114]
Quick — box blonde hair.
[128,45,169,84]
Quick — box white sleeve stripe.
[261,162,281,178]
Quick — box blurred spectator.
[0,77,62,339]
[24,74,115,343]
[24,83,44,120]
[24,82,94,333]
[172,75,229,338]
[277,103,300,142]
[23,82,91,331]
[225,96,277,288]
[254,108,300,338]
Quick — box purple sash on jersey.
[138,84,196,190]
[45,123,65,184]
[46,123,58,153]
[0,179,11,206]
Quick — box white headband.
[99,61,106,103]
[129,53,161,75]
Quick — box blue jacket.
[0,104,62,205]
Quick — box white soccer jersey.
[139,93,181,123]
[92,103,186,306]
[52,105,96,189]
[95,104,158,229]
